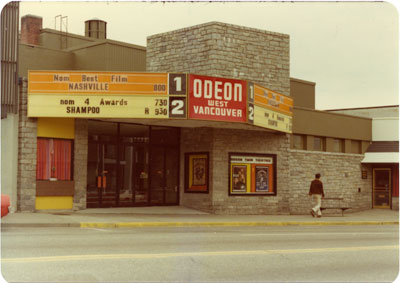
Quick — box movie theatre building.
[12,16,396,214]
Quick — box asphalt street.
[1,225,399,282]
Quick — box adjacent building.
[2,13,397,214]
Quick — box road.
[1,225,399,282]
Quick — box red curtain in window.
[53,139,71,180]
[37,138,52,180]
[393,165,399,198]
[36,138,72,180]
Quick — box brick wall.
[21,15,42,45]
[17,78,37,211]
[147,22,290,96]
[289,150,372,214]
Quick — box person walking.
[309,173,324,217]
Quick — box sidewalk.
[1,206,399,228]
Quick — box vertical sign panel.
[188,74,247,123]
[168,73,187,119]
[252,84,293,133]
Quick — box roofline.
[294,106,372,121]
[326,105,399,112]
[290,77,316,86]
[40,28,146,51]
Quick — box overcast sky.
[17,1,399,110]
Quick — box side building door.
[373,168,391,208]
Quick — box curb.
[80,221,400,228]
[3,221,398,228]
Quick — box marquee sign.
[28,70,293,133]
[247,82,293,133]
[28,71,187,119]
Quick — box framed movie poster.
[231,165,249,192]
[255,165,269,192]
[185,152,209,193]
[229,153,276,196]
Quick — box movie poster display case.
[229,153,277,196]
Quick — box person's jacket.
[309,179,324,197]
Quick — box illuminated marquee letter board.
[27,71,187,119]
[229,153,277,196]
[28,71,293,134]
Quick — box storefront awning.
[361,152,399,164]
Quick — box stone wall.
[73,119,88,210]
[17,78,37,211]
[289,150,372,215]
[148,21,292,214]
[392,197,399,211]
[181,127,290,214]
[147,22,290,96]
[212,129,290,214]
[180,128,214,212]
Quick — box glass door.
[119,144,149,206]
[373,168,391,208]
[87,121,179,207]
[149,146,179,205]
[87,141,118,208]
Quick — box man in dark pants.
[309,173,324,217]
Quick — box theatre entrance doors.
[86,121,180,208]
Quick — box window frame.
[313,136,325,152]
[36,137,74,181]
[292,134,306,150]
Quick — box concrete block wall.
[289,150,372,214]
[147,22,290,96]
[17,78,37,211]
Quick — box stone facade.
[289,150,372,214]
[73,119,88,210]
[180,128,214,212]
[392,197,399,210]
[17,78,37,211]
[147,22,290,96]
[17,79,88,212]
[181,128,290,214]
[148,22,291,214]
[147,21,378,215]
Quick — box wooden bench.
[320,197,351,216]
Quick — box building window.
[333,138,344,153]
[313,136,325,151]
[351,140,361,154]
[36,138,73,180]
[292,134,305,150]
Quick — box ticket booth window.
[36,138,73,180]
